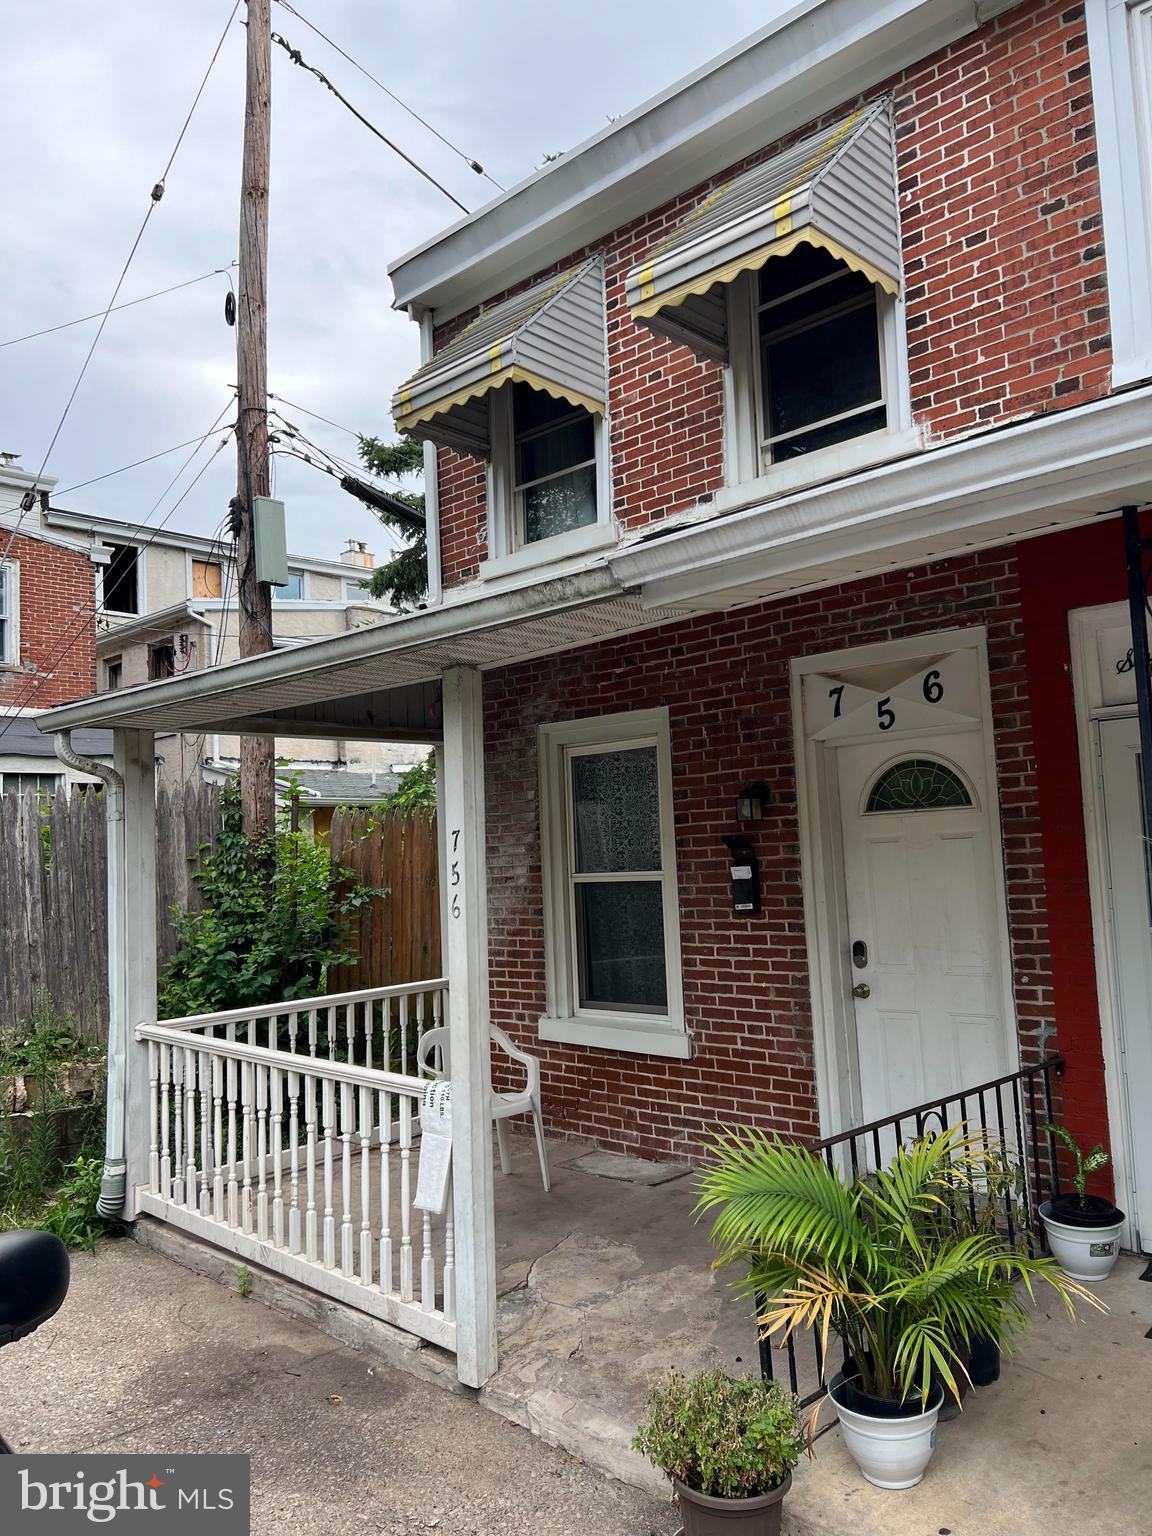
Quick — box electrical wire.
[0,264,237,348]
[271,30,470,214]
[54,431,236,497]
[266,392,363,439]
[0,0,242,563]
[271,0,503,191]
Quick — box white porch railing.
[135,980,455,1353]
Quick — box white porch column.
[440,667,498,1387]
[114,728,157,1218]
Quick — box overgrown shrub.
[160,783,383,1017]
[633,1368,804,1499]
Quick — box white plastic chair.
[416,1024,551,1192]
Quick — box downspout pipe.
[54,731,128,1218]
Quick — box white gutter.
[53,731,128,1219]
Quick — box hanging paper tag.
[414,1081,453,1215]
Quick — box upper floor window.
[0,561,17,666]
[148,640,175,680]
[505,383,598,547]
[191,558,222,598]
[753,245,886,467]
[273,570,305,601]
[103,543,139,615]
[104,656,123,691]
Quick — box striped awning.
[625,103,901,363]
[392,259,607,457]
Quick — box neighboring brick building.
[385,0,1152,1252]
[0,466,107,791]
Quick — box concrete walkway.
[0,1238,679,1536]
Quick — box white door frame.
[1068,602,1143,1250]
[791,625,1020,1139]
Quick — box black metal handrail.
[757,1055,1066,1407]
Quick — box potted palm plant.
[696,1126,1097,1490]
[1040,1123,1124,1282]
[632,1368,803,1534]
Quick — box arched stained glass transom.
[865,758,973,814]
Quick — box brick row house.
[40,0,1152,1390]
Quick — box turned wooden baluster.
[240,1058,254,1235]
[321,1077,336,1269]
[271,1065,284,1248]
[358,1085,373,1285]
[443,1172,456,1323]
[184,1047,199,1213]
[288,1069,302,1255]
[378,1086,392,1293]
[148,1041,160,1194]
[399,1095,413,1303]
[305,1072,319,1263]
[172,1047,185,1206]
[198,1047,212,1217]
[226,1027,239,1228]
[159,1042,172,1200]
[212,1056,225,1221]
[340,1081,354,1277]
[256,1063,270,1242]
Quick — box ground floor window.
[537,707,688,1057]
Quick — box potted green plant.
[1040,1123,1124,1282]
[696,1125,1097,1490]
[632,1367,803,1534]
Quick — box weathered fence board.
[0,784,221,1043]
[1,789,440,1043]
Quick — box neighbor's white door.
[837,733,1010,1128]
[1098,716,1152,1250]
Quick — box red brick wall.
[433,0,1110,589]
[0,534,96,710]
[484,545,1053,1162]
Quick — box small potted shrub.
[633,1367,803,1534]
[1040,1124,1125,1282]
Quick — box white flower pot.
[1039,1201,1124,1283]
[829,1375,943,1490]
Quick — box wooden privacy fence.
[0,786,440,1044]
[327,809,441,994]
[0,783,221,1043]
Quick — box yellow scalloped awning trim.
[630,228,900,322]
[394,364,605,435]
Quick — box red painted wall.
[1018,517,1132,1197]
[0,533,96,711]
[433,0,1110,589]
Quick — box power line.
[270,29,470,214]
[271,0,503,191]
[0,264,237,348]
[0,0,242,563]
[54,432,235,497]
[267,392,363,439]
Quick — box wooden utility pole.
[234,0,276,841]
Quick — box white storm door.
[1098,716,1152,1249]
[838,735,1010,1129]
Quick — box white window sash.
[0,561,18,666]
[538,709,687,1054]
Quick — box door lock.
[851,982,871,1000]
[852,939,868,970]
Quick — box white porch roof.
[35,572,692,741]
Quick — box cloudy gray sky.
[0,0,774,560]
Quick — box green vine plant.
[1044,1122,1110,1202]
[160,783,385,1018]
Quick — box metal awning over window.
[625,102,901,363]
[392,259,607,457]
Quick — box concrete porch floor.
[487,1136,1152,1534]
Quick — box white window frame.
[481,386,615,580]
[100,541,143,616]
[1087,0,1152,386]
[537,707,689,1058]
[722,265,917,505]
[0,560,18,668]
[272,569,308,601]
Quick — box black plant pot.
[968,1331,1001,1387]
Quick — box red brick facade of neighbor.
[0,531,97,710]
[425,0,1136,1192]
[436,0,1110,585]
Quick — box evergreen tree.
[356,435,427,609]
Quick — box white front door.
[1098,716,1152,1249]
[838,733,1010,1126]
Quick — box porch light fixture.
[736,781,771,821]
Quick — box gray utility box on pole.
[252,496,289,587]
